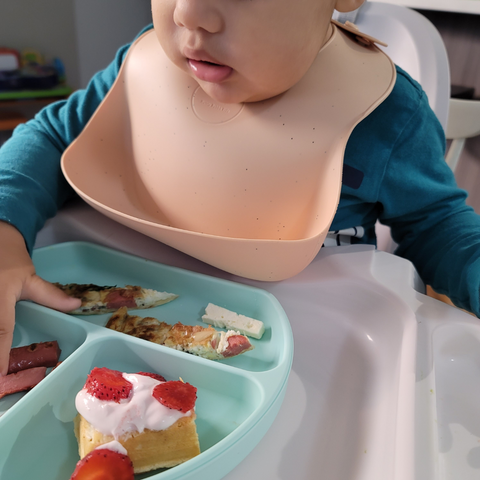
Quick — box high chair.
[445,98,480,172]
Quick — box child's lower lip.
[188,59,232,83]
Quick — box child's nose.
[173,0,223,33]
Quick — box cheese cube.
[202,303,265,339]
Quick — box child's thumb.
[21,275,82,312]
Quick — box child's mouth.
[188,59,232,84]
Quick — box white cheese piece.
[202,303,265,339]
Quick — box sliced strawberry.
[84,367,132,402]
[70,448,134,480]
[152,380,197,413]
[136,371,166,383]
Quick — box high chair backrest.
[335,1,450,131]
[445,98,480,171]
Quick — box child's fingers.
[21,275,82,312]
[0,276,81,376]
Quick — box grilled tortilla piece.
[106,307,254,360]
[54,283,178,315]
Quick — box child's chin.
[197,81,261,105]
[206,84,288,104]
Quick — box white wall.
[73,0,152,88]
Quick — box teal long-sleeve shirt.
[1,26,480,315]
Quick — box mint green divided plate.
[0,242,293,480]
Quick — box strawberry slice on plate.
[70,448,134,480]
[152,380,197,413]
[84,367,133,402]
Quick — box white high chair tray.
[8,200,480,479]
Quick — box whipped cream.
[95,440,128,456]
[75,373,192,439]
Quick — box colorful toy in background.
[0,48,21,71]
[0,47,66,91]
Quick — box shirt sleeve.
[0,25,153,253]
[378,89,480,316]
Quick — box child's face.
[153,0,343,104]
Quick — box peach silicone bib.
[61,22,395,281]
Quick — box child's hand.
[0,222,81,376]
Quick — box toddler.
[1,0,479,376]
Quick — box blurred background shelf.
[0,86,72,134]
[0,85,72,101]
